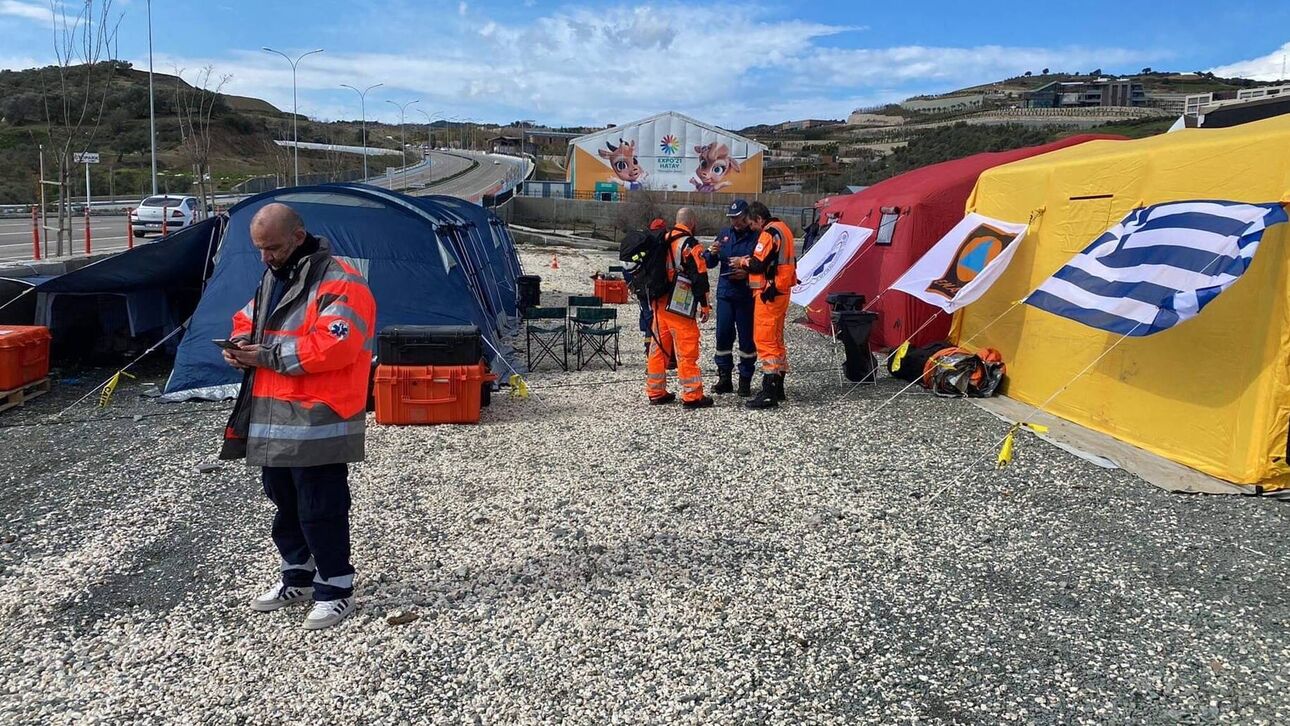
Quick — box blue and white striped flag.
[1026,200,1289,336]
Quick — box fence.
[517,184,829,210]
[233,169,368,195]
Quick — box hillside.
[0,62,411,204]
[953,69,1273,100]
[741,67,1281,193]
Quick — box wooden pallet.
[0,377,50,414]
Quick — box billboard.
[569,112,764,195]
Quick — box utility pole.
[262,46,324,186]
[387,98,419,190]
[147,0,158,195]
[341,82,383,179]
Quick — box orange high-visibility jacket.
[222,237,376,467]
[664,224,712,313]
[747,219,797,297]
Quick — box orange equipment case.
[373,362,497,425]
[594,277,630,304]
[0,325,52,391]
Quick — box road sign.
[74,152,100,164]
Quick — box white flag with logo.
[889,213,1029,313]
[790,223,874,306]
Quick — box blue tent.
[164,184,522,399]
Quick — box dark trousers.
[714,294,757,378]
[262,464,355,601]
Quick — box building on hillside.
[1187,84,1290,117]
[1025,79,1146,109]
[1147,93,1189,114]
[566,111,765,196]
[900,93,985,114]
[846,111,905,126]
[776,119,841,131]
[489,136,524,155]
[489,128,580,155]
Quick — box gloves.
[761,284,781,303]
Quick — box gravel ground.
[1,245,1288,725]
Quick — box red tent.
[802,134,1126,350]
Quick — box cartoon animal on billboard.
[598,139,647,190]
[690,142,742,192]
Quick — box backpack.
[921,347,1006,397]
[888,341,952,383]
[619,229,671,305]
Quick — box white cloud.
[1210,41,1290,81]
[0,0,54,25]
[127,3,1169,128]
[457,1,467,16]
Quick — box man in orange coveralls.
[644,208,714,409]
[730,201,796,410]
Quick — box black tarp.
[37,216,223,295]
[34,216,224,358]
[0,277,40,325]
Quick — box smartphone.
[212,338,243,350]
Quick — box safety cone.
[550,255,559,269]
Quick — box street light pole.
[262,46,324,186]
[386,99,419,191]
[341,82,383,180]
[147,0,157,195]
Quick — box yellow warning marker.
[996,428,1016,469]
[99,370,136,408]
[889,341,911,373]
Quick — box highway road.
[0,215,138,264]
[367,149,529,202]
[0,150,529,265]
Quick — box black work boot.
[649,392,676,405]
[737,375,752,397]
[713,369,734,394]
[774,373,787,402]
[682,395,715,410]
[744,374,779,410]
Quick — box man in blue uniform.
[703,200,759,397]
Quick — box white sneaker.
[303,597,355,630]
[250,583,314,612]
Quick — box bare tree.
[38,0,123,255]
[175,65,230,216]
[263,138,291,190]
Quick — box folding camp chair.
[573,307,621,371]
[566,294,603,337]
[526,306,569,371]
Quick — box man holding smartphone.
[220,202,376,630]
[702,200,759,397]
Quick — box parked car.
[130,195,200,237]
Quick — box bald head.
[675,207,697,231]
[250,203,307,269]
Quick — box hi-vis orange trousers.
[645,300,705,403]
[753,292,790,375]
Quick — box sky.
[1,0,1288,129]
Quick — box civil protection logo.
[926,223,1017,299]
[660,135,680,155]
[793,230,850,293]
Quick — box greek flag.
[1026,201,1289,336]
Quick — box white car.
[130,195,200,237]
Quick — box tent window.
[876,209,900,246]
[437,238,457,275]
[272,192,383,208]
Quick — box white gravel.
[0,244,1287,724]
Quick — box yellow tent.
[954,114,1290,489]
